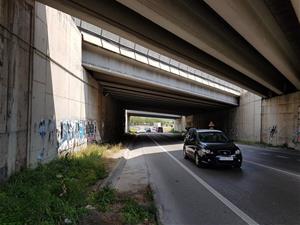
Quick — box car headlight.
[203,149,212,154]
[235,149,241,155]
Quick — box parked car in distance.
[157,127,163,133]
[136,128,145,133]
[151,127,157,132]
[145,128,151,133]
[183,128,242,168]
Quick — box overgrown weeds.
[0,144,122,225]
[89,186,157,225]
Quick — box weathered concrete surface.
[204,0,300,89]
[82,43,239,106]
[0,1,124,181]
[114,138,149,193]
[37,0,291,97]
[29,2,100,166]
[189,91,300,150]
[188,92,262,143]
[29,2,124,167]
[261,91,300,150]
[0,0,34,180]
[174,116,186,132]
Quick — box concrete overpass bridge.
[39,0,300,97]
[2,1,300,223]
[1,0,300,181]
[78,19,239,116]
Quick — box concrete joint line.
[244,160,300,179]
[148,135,259,225]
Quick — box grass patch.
[0,144,122,225]
[89,186,117,212]
[122,198,155,225]
[89,186,157,225]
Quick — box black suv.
[183,128,242,168]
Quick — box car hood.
[202,142,238,151]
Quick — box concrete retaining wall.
[0,1,124,180]
[29,2,102,166]
[187,91,262,143]
[0,0,34,180]
[189,91,300,150]
[261,91,300,150]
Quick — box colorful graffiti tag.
[35,119,98,157]
[86,121,97,143]
[57,120,97,153]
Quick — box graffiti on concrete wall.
[269,125,277,138]
[266,125,278,145]
[292,131,300,144]
[35,119,56,161]
[57,120,97,153]
[86,120,97,143]
[35,119,98,158]
[293,106,300,144]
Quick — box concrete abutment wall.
[0,0,34,181]
[0,0,123,181]
[188,91,300,150]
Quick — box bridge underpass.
[39,0,300,97]
[124,110,184,134]
[1,1,300,224]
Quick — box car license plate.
[219,156,234,161]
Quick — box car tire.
[195,153,201,167]
[183,147,188,159]
[234,162,242,169]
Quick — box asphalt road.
[132,133,300,225]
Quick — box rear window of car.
[197,132,229,143]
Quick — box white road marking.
[148,135,259,225]
[276,155,289,159]
[244,160,300,179]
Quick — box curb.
[100,137,135,188]
[100,148,128,188]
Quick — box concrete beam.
[117,0,293,94]
[38,0,276,97]
[82,42,238,105]
[291,0,300,23]
[127,110,181,119]
[204,0,300,90]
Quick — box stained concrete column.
[174,116,186,132]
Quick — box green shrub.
[0,145,108,225]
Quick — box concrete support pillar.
[125,110,129,133]
[174,116,186,132]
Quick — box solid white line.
[276,155,289,159]
[244,160,300,179]
[148,135,259,225]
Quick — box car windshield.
[197,131,229,143]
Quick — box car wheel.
[234,162,242,169]
[183,147,188,159]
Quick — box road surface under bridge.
[128,133,300,225]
